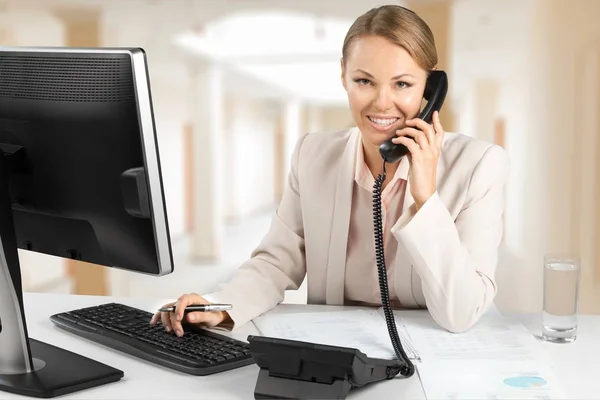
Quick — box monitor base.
[0,338,123,398]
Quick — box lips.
[367,116,400,132]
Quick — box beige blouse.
[344,140,407,308]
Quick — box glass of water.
[542,253,581,343]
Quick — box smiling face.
[341,34,429,149]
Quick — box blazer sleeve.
[390,144,510,333]
[202,133,309,330]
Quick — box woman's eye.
[354,78,371,85]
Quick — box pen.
[158,304,232,313]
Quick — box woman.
[150,4,509,336]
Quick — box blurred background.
[3,0,599,315]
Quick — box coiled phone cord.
[372,159,415,378]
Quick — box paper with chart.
[388,307,551,363]
[252,309,420,360]
[416,361,568,400]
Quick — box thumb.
[186,312,208,323]
[187,311,225,327]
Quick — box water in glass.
[542,258,580,343]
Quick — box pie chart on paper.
[503,376,547,388]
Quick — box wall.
[493,58,531,312]
[492,0,600,313]
[320,106,354,133]
[303,105,324,134]
[224,97,278,219]
[456,88,476,138]
[574,43,600,310]
[148,78,189,237]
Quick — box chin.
[359,124,397,146]
[358,132,388,151]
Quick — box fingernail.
[188,314,195,321]
[165,326,171,332]
[176,314,182,321]
[176,330,183,337]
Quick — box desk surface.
[3,293,600,399]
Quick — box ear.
[340,58,347,91]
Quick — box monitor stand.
[0,150,124,398]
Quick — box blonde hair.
[342,5,437,70]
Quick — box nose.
[372,86,394,111]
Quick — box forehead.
[346,35,423,75]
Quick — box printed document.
[252,309,420,360]
[387,307,551,363]
[416,361,568,399]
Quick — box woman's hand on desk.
[149,293,230,337]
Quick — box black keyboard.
[49,302,255,375]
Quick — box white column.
[456,79,499,140]
[189,59,224,261]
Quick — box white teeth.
[368,117,398,126]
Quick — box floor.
[107,208,309,305]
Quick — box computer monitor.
[0,46,174,397]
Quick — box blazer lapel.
[398,155,414,214]
[325,128,359,305]
[393,155,421,307]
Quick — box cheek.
[395,92,422,114]
[347,89,370,113]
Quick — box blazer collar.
[325,128,360,305]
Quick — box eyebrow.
[353,69,415,80]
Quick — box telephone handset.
[379,70,448,163]
[372,70,448,378]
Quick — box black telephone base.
[248,335,402,400]
[254,369,352,400]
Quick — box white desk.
[3,293,599,399]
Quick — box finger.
[433,111,445,147]
[406,118,435,145]
[173,293,210,336]
[170,311,183,336]
[186,311,208,324]
[153,301,175,330]
[171,298,189,336]
[186,312,206,324]
[161,311,172,332]
[174,293,209,323]
[392,136,421,155]
[395,127,428,151]
[424,121,436,147]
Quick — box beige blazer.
[204,127,510,333]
